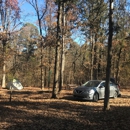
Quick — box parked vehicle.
[115,83,121,97]
[106,78,121,97]
[73,80,120,102]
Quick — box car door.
[98,82,105,99]
[109,82,115,97]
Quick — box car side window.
[110,82,114,86]
[100,82,105,87]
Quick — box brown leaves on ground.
[0,87,130,130]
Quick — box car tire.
[113,91,118,99]
[93,93,98,102]
[118,93,121,97]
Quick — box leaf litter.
[0,87,130,130]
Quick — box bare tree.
[52,0,62,98]
[0,0,20,88]
[26,0,48,89]
[59,1,66,92]
[104,0,114,111]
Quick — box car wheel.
[113,91,118,99]
[118,93,121,97]
[93,93,98,102]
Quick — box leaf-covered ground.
[0,87,130,130]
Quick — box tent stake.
[9,86,13,102]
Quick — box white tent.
[6,79,23,90]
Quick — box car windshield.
[83,81,101,87]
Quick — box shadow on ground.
[0,99,130,130]
[0,88,130,130]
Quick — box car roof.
[88,80,104,82]
[88,80,115,84]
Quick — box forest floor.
[0,87,130,130]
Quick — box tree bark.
[52,1,61,98]
[2,42,6,88]
[104,0,113,111]
[59,2,66,92]
[90,33,95,80]
[115,47,122,83]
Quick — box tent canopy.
[6,79,23,90]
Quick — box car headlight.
[88,89,94,94]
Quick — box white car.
[73,80,119,102]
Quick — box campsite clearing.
[0,87,130,130]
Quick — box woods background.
[0,0,130,90]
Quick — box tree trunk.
[48,46,52,88]
[2,42,6,88]
[115,47,122,83]
[1,5,11,88]
[52,1,61,98]
[2,62,6,88]
[41,46,44,90]
[104,0,113,111]
[93,42,97,79]
[27,0,47,90]
[90,34,95,80]
[59,2,65,92]
[59,34,65,92]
